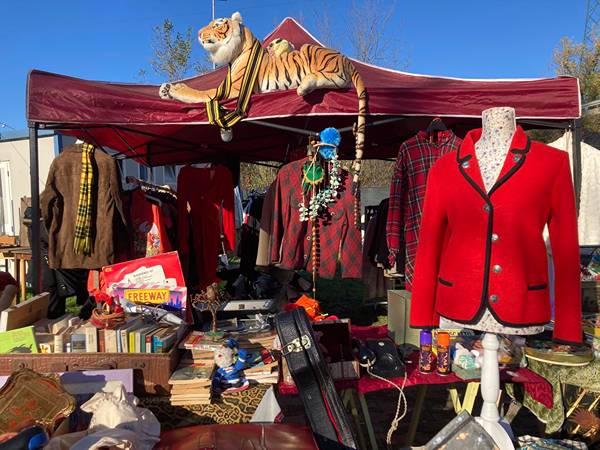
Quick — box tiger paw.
[159,83,173,99]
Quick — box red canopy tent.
[27,17,580,165]
[25,17,582,292]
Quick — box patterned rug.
[139,384,270,430]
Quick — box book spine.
[98,329,106,353]
[129,330,135,353]
[71,334,86,353]
[134,330,142,353]
[53,334,64,353]
[146,333,154,354]
[116,329,122,353]
[107,329,118,353]
[120,329,129,353]
[85,326,98,353]
[140,330,147,353]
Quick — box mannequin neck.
[478,107,516,148]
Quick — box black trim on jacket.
[453,138,532,325]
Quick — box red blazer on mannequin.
[410,127,582,344]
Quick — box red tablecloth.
[278,325,553,409]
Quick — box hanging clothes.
[126,189,173,259]
[386,127,462,290]
[256,181,277,269]
[549,132,600,245]
[239,192,265,277]
[362,199,393,299]
[41,144,127,269]
[270,158,361,278]
[177,165,236,289]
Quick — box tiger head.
[198,12,245,66]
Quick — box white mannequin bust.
[440,107,544,335]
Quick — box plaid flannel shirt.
[270,158,361,278]
[386,130,462,289]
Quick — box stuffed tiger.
[159,12,367,187]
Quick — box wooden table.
[5,247,31,301]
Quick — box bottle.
[419,330,433,373]
[437,332,451,375]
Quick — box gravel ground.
[278,382,552,449]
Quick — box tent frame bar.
[28,122,41,294]
[249,116,405,137]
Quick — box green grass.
[65,296,79,315]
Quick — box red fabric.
[387,130,462,290]
[26,18,580,165]
[127,189,172,258]
[177,165,235,289]
[270,158,361,278]
[279,325,553,408]
[410,127,582,343]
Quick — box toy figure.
[212,339,249,394]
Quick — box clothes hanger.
[426,117,448,144]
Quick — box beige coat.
[41,144,127,269]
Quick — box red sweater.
[410,127,582,343]
[177,165,235,289]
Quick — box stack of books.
[168,364,215,405]
[0,313,186,354]
[232,330,277,353]
[181,331,227,352]
[244,360,279,384]
[180,349,215,367]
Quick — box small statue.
[191,283,230,333]
[212,339,249,394]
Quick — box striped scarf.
[206,39,264,129]
[73,143,95,255]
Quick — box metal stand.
[28,122,41,294]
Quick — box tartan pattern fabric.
[270,158,361,278]
[386,130,462,289]
[206,40,264,129]
[73,142,95,255]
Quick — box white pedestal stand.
[475,333,515,449]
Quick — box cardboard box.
[387,290,420,347]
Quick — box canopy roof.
[27,17,581,165]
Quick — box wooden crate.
[0,346,182,396]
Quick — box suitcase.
[0,345,181,396]
[156,423,319,450]
[275,309,360,450]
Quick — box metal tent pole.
[572,118,583,215]
[28,122,41,294]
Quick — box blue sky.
[1,0,587,130]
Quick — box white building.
[0,131,75,237]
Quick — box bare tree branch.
[145,19,210,82]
